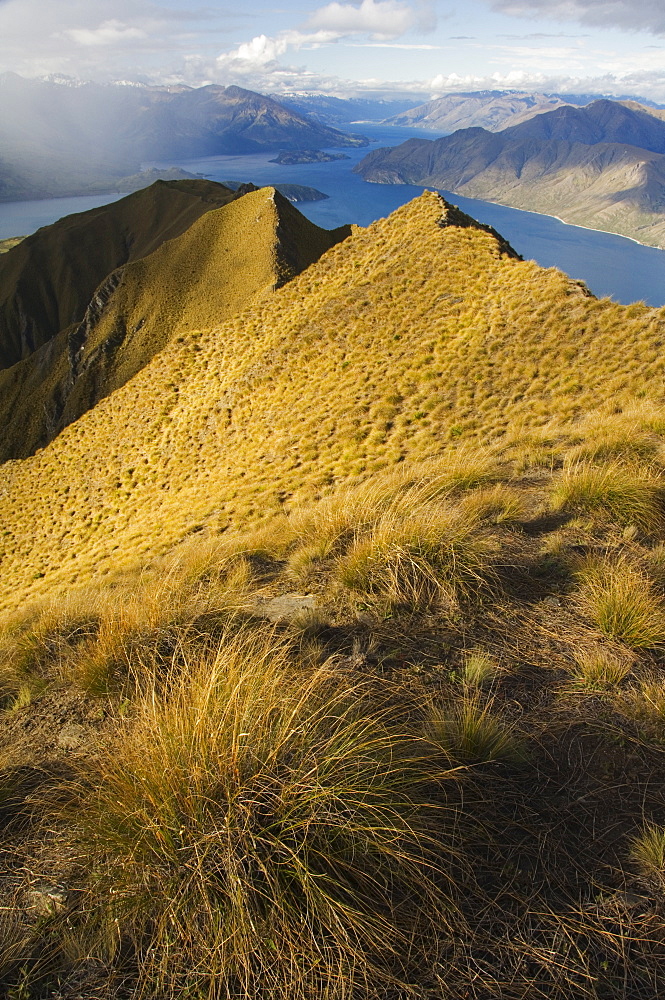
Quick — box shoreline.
[437,187,663,251]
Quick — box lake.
[1,121,665,307]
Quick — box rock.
[57,723,88,750]
[255,593,315,621]
[26,882,70,917]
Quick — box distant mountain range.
[276,94,420,125]
[382,91,573,132]
[355,99,665,247]
[0,75,367,202]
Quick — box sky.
[0,0,664,102]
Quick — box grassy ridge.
[0,191,664,614]
[0,179,245,370]
[0,188,350,462]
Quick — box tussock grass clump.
[566,645,632,692]
[550,461,665,531]
[629,824,665,890]
[457,484,527,525]
[576,557,665,649]
[616,676,665,741]
[390,448,500,499]
[459,650,501,689]
[69,633,455,999]
[337,503,495,611]
[426,694,525,765]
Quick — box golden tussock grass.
[2,192,665,613]
[65,632,457,1000]
[576,556,665,649]
[551,461,665,531]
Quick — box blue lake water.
[0,193,125,240]
[1,122,664,307]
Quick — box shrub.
[576,558,665,649]
[68,633,456,999]
[550,461,665,531]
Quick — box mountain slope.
[0,187,350,462]
[384,91,569,132]
[356,100,665,246]
[0,179,249,369]
[1,190,665,613]
[0,75,367,201]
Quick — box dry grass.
[2,192,665,998]
[629,824,665,890]
[616,675,665,742]
[337,501,495,612]
[551,461,665,531]
[426,693,526,766]
[459,649,502,689]
[3,192,665,613]
[576,556,665,649]
[565,645,632,692]
[67,633,456,999]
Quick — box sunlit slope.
[0,179,244,368]
[0,187,350,462]
[1,190,664,612]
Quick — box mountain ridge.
[0,190,661,614]
[0,75,367,201]
[0,184,350,463]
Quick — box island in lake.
[270,149,350,165]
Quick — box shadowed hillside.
[4,192,665,999]
[0,186,350,462]
[0,179,251,369]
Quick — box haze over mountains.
[0,74,368,202]
[356,99,665,247]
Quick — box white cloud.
[489,0,665,36]
[429,66,665,103]
[208,0,436,88]
[306,0,420,40]
[0,0,247,80]
[65,19,147,47]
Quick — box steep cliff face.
[0,188,351,463]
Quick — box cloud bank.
[490,0,665,36]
